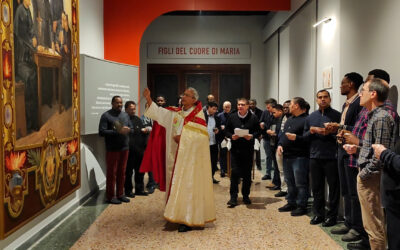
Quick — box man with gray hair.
[142,87,216,232]
[344,78,395,250]
[217,101,232,177]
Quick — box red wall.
[103,0,290,66]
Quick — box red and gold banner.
[0,0,80,238]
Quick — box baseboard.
[16,181,106,250]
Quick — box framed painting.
[0,0,80,238]
[322,66,333,89]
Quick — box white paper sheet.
[234,128,249,137]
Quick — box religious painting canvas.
[0,0,80,239]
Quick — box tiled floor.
[30,167,347,249]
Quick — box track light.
[313,17,332,28]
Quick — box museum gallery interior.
[1,0,399,249]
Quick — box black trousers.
[230,148,253,199]
[386,204,400,250]
[124,150,145,193]
[219,146,228,174]
[310,158,340,218]
[337,147,367,237]
[210,144,219,177]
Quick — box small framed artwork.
[323,66,333,89]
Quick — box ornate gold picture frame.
[0,0,80,238]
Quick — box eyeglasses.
[237,103,246,106]
[182,93,194,98]
[359,88,373,94]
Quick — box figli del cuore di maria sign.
[147,43,251,59]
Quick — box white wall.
[264,34,279,100]
[340,0,400,110]
[262,0,307,41]
[267,1,316,107]
[139,15,267,110]
[0,1,105,249]
[279,28,290,103]
[287,1,316,107]
[316,0,341,110]
[79,0,104,59]
[265,0,400,112]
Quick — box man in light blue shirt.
[204,102,223,184]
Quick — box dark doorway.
[147,64,250,108]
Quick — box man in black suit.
[372,142,400,250]
[14,0,39,133]
[225,98,260,207]
[204,102,223,183]
[217,101,232,177]
[260,98,277,180]
[124,101,149,197]
[326,73,365,242]
[249,99,263,170]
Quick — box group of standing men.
[98,70,400,247]
[98,96,157,205]
[255,69,399,250]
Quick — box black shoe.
[220,172,226,178]
[147,186,155,194]
[107,198,122,204]
[118,195,130,203]
[125,192,135,198]
[322,217,337,227]
[278,203,297,212]
[274,191,287,197]
[178,224,192,233]
[243,196,252,204]
[227,198,238,207]
[135,191,149,196]
[347,240,370,250]
[291,207,307,216]
[342,229,362,242]
[310,216,324,225]
[331,224,350,235]
[262,174,271,180]
[213,178,220,184]
[269,186,281,191]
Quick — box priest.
[142,87,216,232]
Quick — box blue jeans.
[283,157,309,208]
[263,139,273,176]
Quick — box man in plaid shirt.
[345,69,399,168]
[344,78,395,250]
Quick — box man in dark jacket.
[304,90,341,227]
[372,142,400,250]
[14,0,39,133]
[204,102,223,183]
[125,101,150,197]
[217,101,232,177]
[225,98,260,207]
[260,98,278,180]
[326,73,365,243]
[277,97,309,216]
[250,99,263,170]
[99,96,131,204]
[266,104,284,190]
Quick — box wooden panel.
[147,64,250,108]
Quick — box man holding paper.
[225,98,260,207]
